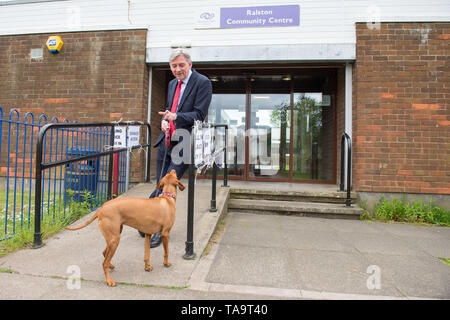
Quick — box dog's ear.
[156,178,164,189]
[177,180,185,191]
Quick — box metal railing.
[184,123,228,260]
[0,107,85,241]
[32,121,151,248]
[339,132,352,207]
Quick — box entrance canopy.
[146,43,355,65]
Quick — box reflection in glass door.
[207,76,246,178]
[249,93,291,178]
[292,75,334,181]
[249,76,290,179]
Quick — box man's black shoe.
[150,232,162,248]
[138,231,162,248]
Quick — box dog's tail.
[65,210,99,231]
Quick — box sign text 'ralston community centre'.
[196,5,300,29]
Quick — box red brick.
[437,34,450,40]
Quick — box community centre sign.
[196,5,300,29]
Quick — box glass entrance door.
[207,76,246,178]
[249,76,291,179]
[205,70,336,183]
[292,75,335,181]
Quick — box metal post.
[32,126,46,249]
[146,123,151,183]
[107,125,114,200]
[346,134,352,207]
[113,153,119,198]
[124,125,129,191]
[222,124,229,187]
[340,133,352,207]
[210,162,217,212]
[340,135,345,192]
[183,129,196,260]
[32,166,43,248]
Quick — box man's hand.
[161,119,170,132]
[159,110,177,122]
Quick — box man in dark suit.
[139,49,212,248]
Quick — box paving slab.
[200,212,450,300]
[289,248,404,297]
[206,244,298,290]
[364,253,450,299]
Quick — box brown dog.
[65,169,185,287]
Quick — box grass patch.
[201,215,229,258]
[0,189,37,239]
[361,196,450,227]
[438,258,450,267]
[0,190,99,258]
[0,267,14,273]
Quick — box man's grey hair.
[169,49,192,64]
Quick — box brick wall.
[354,22,449,194]
[0,29,148,182]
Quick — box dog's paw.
[107,280,117,287]
[164,262,172,268]
[145,265,153,272]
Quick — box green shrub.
[367,196,449,226]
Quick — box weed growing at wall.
[362,196,449,226]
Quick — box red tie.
[166,80,183,147]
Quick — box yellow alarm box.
[46,36,64,53]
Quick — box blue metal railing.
[32,121,151,248]
[0,107,136,242]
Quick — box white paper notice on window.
[114,126,126,148]
[128,126,140,147]
[194,127,204,168]
[202,127,212,159]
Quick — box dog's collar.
[160,192,176,200]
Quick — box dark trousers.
[150,140,189,199]
[144,139,189,242]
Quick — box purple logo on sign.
[200,12,215,20]
[220,5,300,28]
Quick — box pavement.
[0,179,449,301]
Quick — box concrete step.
[227,198,364,220]
[230,188,358,204]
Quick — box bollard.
[183,131,196,260]
[32,132,44,249]
[113,152,119,198]
[210,162,217,212]
[222,125,229,187]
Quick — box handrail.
[340,132,352,207]
[32,121,151,248]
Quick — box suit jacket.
[154,69,212,148]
